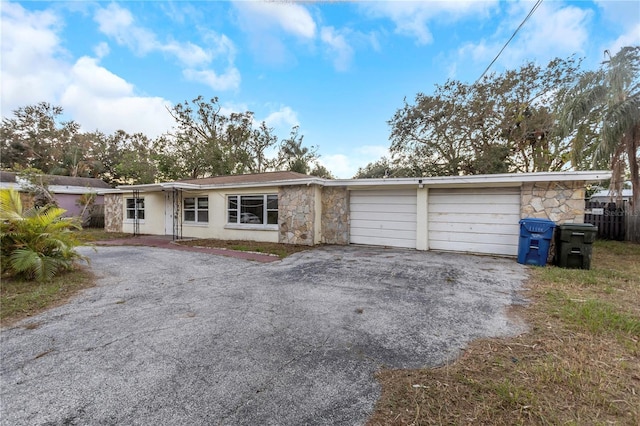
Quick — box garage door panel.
[350,190,417,248]
[428,221,520,235]
[350,234,416,248]
[429,230,518,245]
[429,202,521,215]
[350,211,416,223]
[351,227,417,240]
[350,203,416,214]
[431,240,516,257]
[429,212,521,224]
[351,195,418,205]
[430,187,520,195]
[428,188,520,256]
[351,220,417,232]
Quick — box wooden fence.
[584,201,626,241]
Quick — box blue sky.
[1,1,638,178]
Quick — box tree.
[245,121,279,173]
[0,102,80,173]
[17,168,57,209]
[155,96,255,180]
[353,157,411,179]
[309,163,335,179]
[0,189,87,282]
[388,58,582,176]
[275,126,319,174]
[560,46,640,214]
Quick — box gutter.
[111,170,611,193]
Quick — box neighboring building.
[105,170,610,257]
[589,189,633,204]
[0,171,112,216]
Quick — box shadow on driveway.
[0,245,529,425]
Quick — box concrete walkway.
[94,235,280,263]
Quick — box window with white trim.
[227,194,278,226]
[125,198,145,220]
[184,197,209,223]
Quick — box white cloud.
[234,1,316,39]
[1,3,174,138]
[233,1,316,66]
[356,145,390,160]
[262,106,299,129]
[595,0,640,29]
[183,68,241,91]
[60,56,173,138]
[608,23,640,54]
[457,2,592,71]
[317,144,390,179]
[320,26,354,72]
[0,2,70,112]
[93,41,110,59]
[94,3,239,89]
[362,1,498,45]
[318,154,353,179]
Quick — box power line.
[475,0,544,84]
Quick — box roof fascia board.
[114,171,611,193]
[116,178,324,192]
[325,171,611,187]
[196,178,324,190]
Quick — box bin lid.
[520,217,556,233]
[557,223,597,230]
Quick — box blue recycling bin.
[518,218,556,266]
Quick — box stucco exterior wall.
[179,188,279,243]
[278,185,317,246]
[521,181,586,224]
[320,186,349,245]
[104,193,123,232]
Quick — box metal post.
[133,189,140,236]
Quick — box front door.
[164,191,175,236]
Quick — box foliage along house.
[0,171,111,217]
[103,170,610,257]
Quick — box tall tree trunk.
[627,123,640,215]
[626,125,640,243]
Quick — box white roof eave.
[326,170,612,187]
[112,170,611,193]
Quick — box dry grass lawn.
[368,240,639,425]
[1,267,95,328]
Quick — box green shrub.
[0,189,88,282]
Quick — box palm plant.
[0,189,87,282]
[561,46,640,214]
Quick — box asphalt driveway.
[1,245,528,425]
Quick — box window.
[184,197,209,223]
[126,198,145,220]
[227,194,278,226]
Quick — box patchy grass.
[74,228,132,242]
[368,240,640,425]
[1,267,96,328]
[176,238,310,258]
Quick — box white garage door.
[350,190,417,248]
[428,187,521,256]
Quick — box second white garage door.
[428,187,521,256]
[350,189,417,248]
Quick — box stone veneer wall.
[278,186,316,246]
[321,186,349,245]
[521,181,586,224]
[104,193,123,232]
